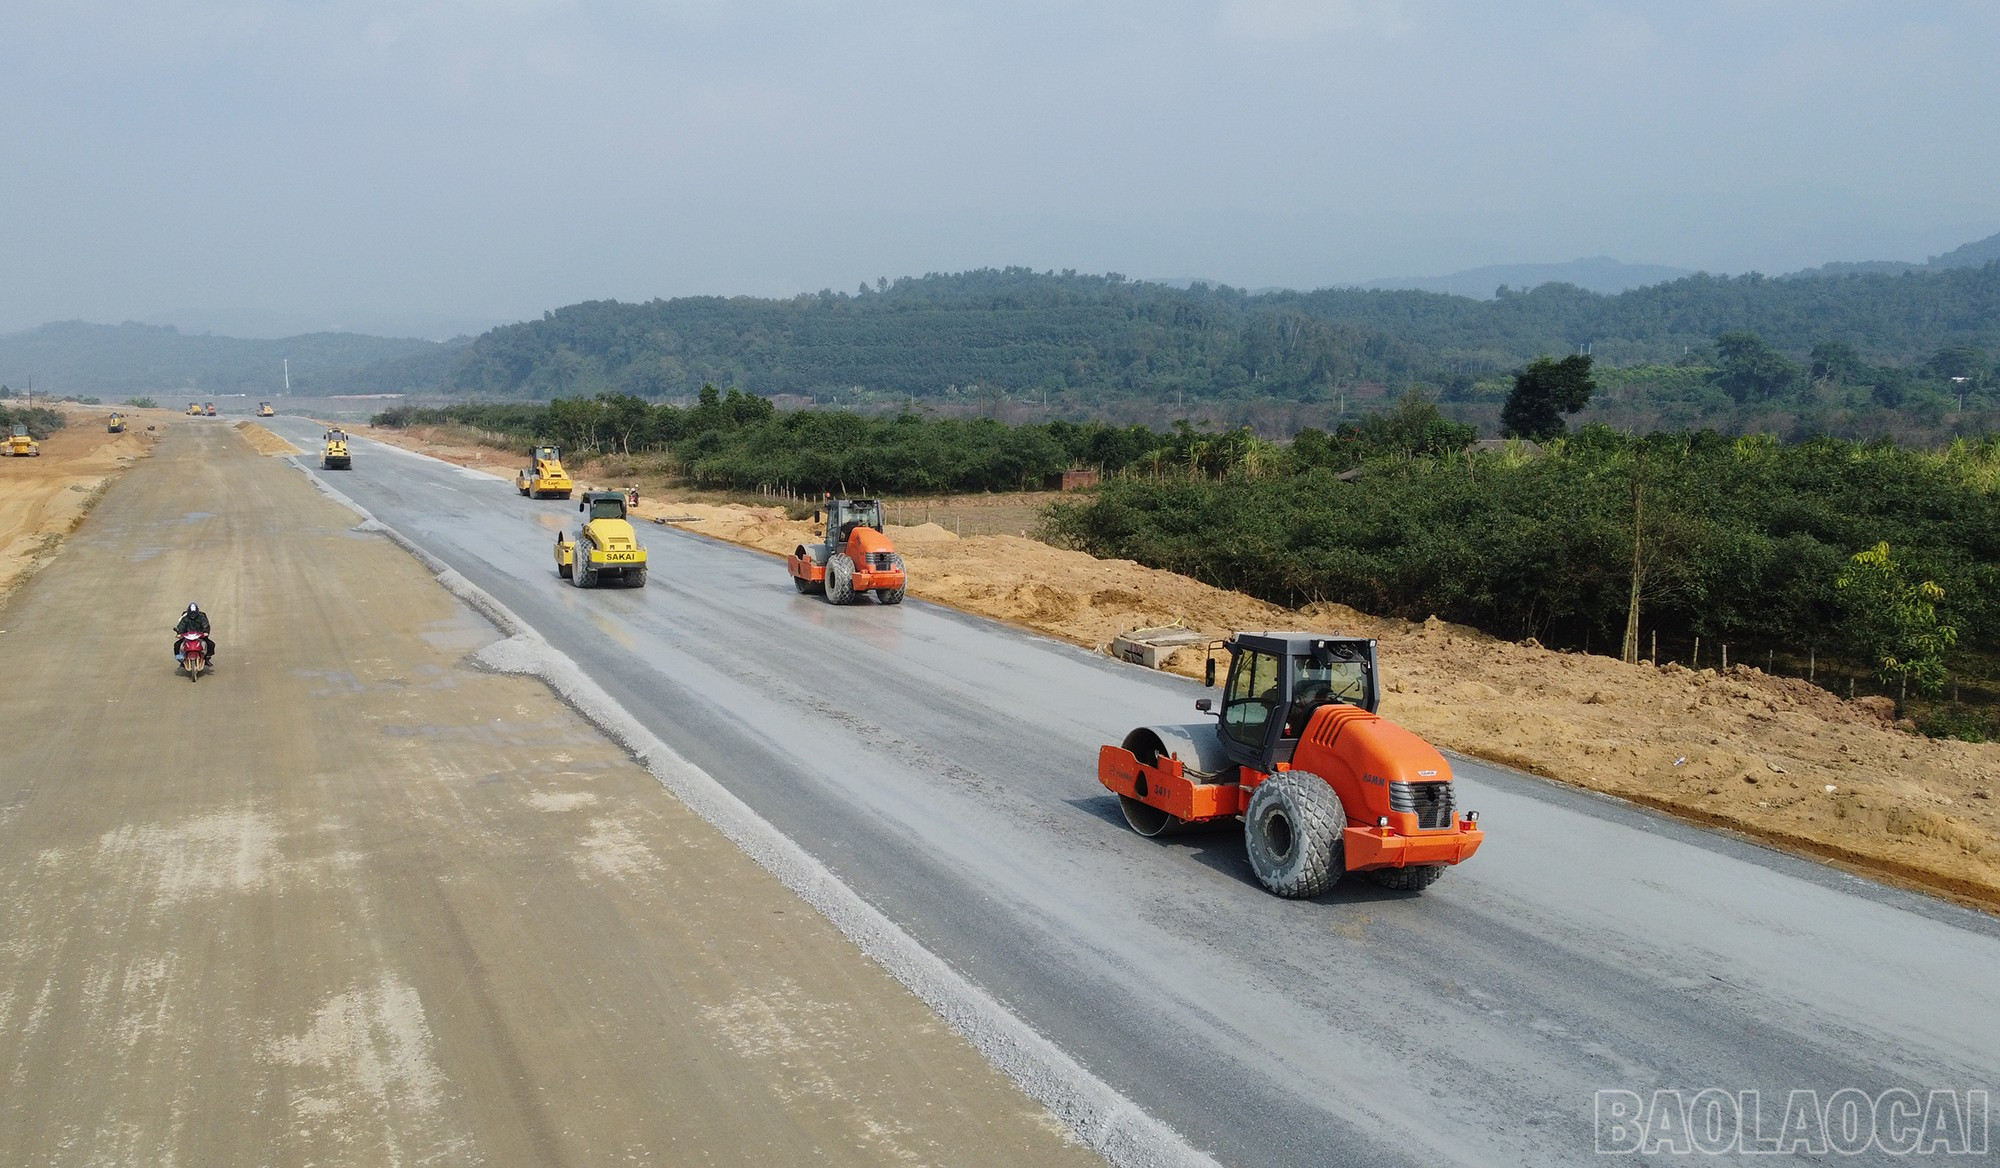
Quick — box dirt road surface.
[0,422,1097,1166]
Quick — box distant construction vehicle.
[788,497,906,604]
[186,403,202,416]
[516,444,574,500]
[204,403,217,416]
[257,402,275,417]
[106,412,126,433]
[321,428,352,470]
[1097,632,1483,898]
[5,424,39,457]
[555,490,648,587]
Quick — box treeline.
[377,389,1158,494]
[373,386,1457,494]
[1044,426,2000,718]
[410,265,2000,420]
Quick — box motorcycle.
[178,631,209,682]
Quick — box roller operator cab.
[5,424,38,457]
[516,444,574,500]
[555,491,648,587]
[1097,632,1483,898]
[788,497,906,605]
[321,428,352,470]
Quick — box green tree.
[1501,354,1595,441]
[1711,331,1801,403]
[1925,345,1986,385]
[1836,541,1958,704]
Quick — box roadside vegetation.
[0,405,67,438]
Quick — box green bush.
[0,406,66,439]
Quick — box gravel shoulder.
[0,421,1097,1166]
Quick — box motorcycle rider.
[173,602,214,664]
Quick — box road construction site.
[0,419,1098,1167]
[361,418,2000,913]
[1,415,1997,1165]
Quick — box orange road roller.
[788,497,906,605]
[1098,632,1483,897]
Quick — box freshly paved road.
[272,419,2000,1166]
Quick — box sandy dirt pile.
[234,420,301,455]
[0,405,168,600]
[353,422,2000,911]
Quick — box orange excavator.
[1098,632,1483,897]
[788,497,906,605]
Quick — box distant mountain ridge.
[1361,256,1696,299]
[0,320,453,398]
[1786,230,2000,279]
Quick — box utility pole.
[1622,451,1644,664]
[283,359,290,393]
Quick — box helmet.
[187,603,200,613]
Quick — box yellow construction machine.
[322,428,352,469]
[516,444,574,500]
[5,424,38,457]
[106,412,126,433]
[555,491,648,587]
[257,402,275,417]
[186,403,203,416]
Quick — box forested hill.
[0,321,456,398]
[433,263,2000,405]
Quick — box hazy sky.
[3,1,1995,337]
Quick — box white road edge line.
[289,458,1218,1168]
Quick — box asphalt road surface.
[271,420,2000,1166]
[0,422,1101,1167]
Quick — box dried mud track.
[268,419,2000,1168]
[0,422,1098,1166]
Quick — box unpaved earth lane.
[0,422,1099,1166]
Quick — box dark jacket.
[175,610,211,636]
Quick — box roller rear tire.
[1243,771,1344,898]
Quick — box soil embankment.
[234,419,301,455]
[352,421,2000,912]
[0,421,1098,1166]
[0,404,171,600]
